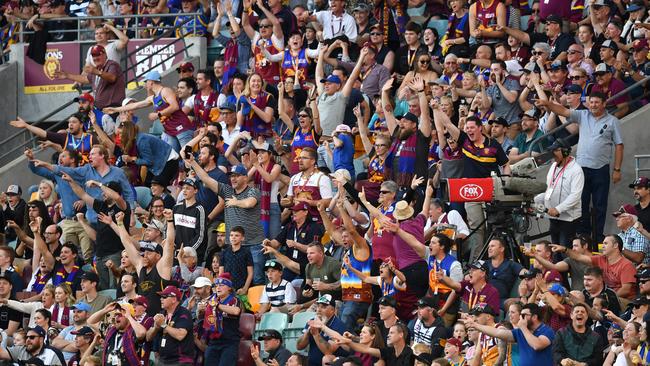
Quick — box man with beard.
[51,302,92,362]
[88,302,148,366]
[630,177,650,230]
[281,147,333,220]
[182,69,220,127]
[435,110,510,262]
[552,303,606,365]
[0,326,65,365]
[509,108,546,163]
[108,209,175,316]
[75,92,116,136]
[11,113,97,165]
[488,118,513,154]
[381,76,432,188]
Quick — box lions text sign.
[24,42,80,94]
[447,178,495,203]
[127,38,184,87]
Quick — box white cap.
[191,277,213,288]
[121,97,136,107]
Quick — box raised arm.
[315,44,327,95]
[381,79,398,135]
[341,46,367,98]
[157,209,175,281]
[62,173,95,207]
[111,212,143,272]
[551,244,592,265]
[105,23,129,50]
[535,98,571,118]
[186,155,220,192]
[9,117,48,139]
[433,102,460,140]
[87,180,127,210]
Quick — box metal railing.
[529,74,650,155]
[635,155,650,179]
[15,12,203,41]
[0,13,199,164]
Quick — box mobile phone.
[183,146,192,159]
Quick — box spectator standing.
[0,184,25,243]
[104,70,195,152]
[190,160,266,285]
[77,271,112,314]
[534,139,584,246]
[146,286,195,365]
[630,177,650,229]
[219,226,253,294]
[84,23,128,66]
[537,92,624,244]
[202,273,242,366]
[283,147,333,220]
[172,178,208,264]
[0,271,21,337]
[438,260,501,313]
[184,69,220,127]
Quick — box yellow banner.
[24,84,77,94]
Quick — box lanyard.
[407,49,416,68]
[550,157,571,191]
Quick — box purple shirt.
[457,280,501,313]
[393,213,427,269]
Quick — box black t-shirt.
[46,19,77,42]
[635,202,650,230]
[254,5,298,43]
[157,306,194,363]
[458,132,508,178]
[343,88,365,127]
[380,345,415,366]
[395,45,427,76]
[65,0,91,17]
[582,286,622,316]
[93,199,131,257]
[0,304,22,331]
[220,245,253,291]
[139,265,166,317]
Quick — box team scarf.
[31,269,53,293]
[223,38,239,87]
[389,133,417,187]
[193,90,218,127]
[52,303,71,326]
[441,12,468,55]
[254,161,275,237]
[53,264,80,287]
[102,326,140,366]
[203,293,236,340]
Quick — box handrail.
[15,12,202,41]
[529,76,650,155]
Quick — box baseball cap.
[316,294,336,307]
[27,325,47,338]
[632,296,650,305]
[334,124,352,134]
[432,77,449,86]
[71,325,94,336]
[627,1,645,12]
[488,117,509,127]
[74,92,94,104]
[264,260,282,271]
[414,353,434,364]
[636,268,650,281]
[594,63,612,75]
[120,302,136,317]
[253,142,274,153]
[214,272,233,287]
[121,97,136,107]
[629,177,650,189]
[593,0,606,6]
[401,112,419,124]
[519,108,540,119]
[214,223,226,233]
[417,297,436,308]
[545,14,562,24]
[520,62,537,74]
[182,177,199,188]
[378,296,397,308]
[176,62,194,73]
[320,75,342,84]
[139,241,164,255]
[469,303,496,316]
[0,271,12,283]
[601,40,619,52]
[5,184,21,196]
[157,285,182,300]
[129,296,148,308]
[192,277,213,288]
[549,61,567,71]
[545,269,563,283]
[220,102,236,112]
[142,70,162,82]
[469,260,488,272]
[227,164,248,176]
[291,202,309,211]
[257,329,282,341]
[72,302,92,312]
[90,44,106,57]
[330,168,352,183]
[633,39,650,52]
[613,203,638,217]
[80,271,99,283]
[444,337,463,350]
[548,283,567,296]
[565,84,582,94]
[353,3,370,12]
[519,268,541,279]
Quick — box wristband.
[613,168,621,172]
[167,220,174,223]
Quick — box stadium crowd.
[0,0,649,364]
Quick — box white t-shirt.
[315,10,358,42]
[85,41,122,66]
[287,171,333,199]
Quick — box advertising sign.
[127,38,185,86]
[24,42,81,94]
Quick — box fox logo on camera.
[459,184,484,200]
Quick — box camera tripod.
[470,203,530,267]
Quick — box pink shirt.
[393,213,427,269]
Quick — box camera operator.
[534,140,584,246]
[433,108,510,263]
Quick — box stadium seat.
[427,19,449,39]
[239,313,255,340]
[237,340,258,366]
[282,311,316,355]
[247,285,265,313]
[98,289,117,300]
[509,278,521,299]
[520,15,530,30]
[135,186,152,211]
[259,312,289,332]
[290,311,316,329]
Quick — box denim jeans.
[339,301,370,331]
[269,203,281,240]
[578,165,610,244]
[248,243,267,286]
[317,143,334,170]
[204,341,238,366]
[162,129,195,153]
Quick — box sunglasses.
[298,114,310,118]
[370,32,382,36]
[531,9,540,13]
[532,51,545,55]
[567,50,581,55]
[593,4,603,10]
[260,24,272,29]
[419,60,431,64]
[379,190,392,194]
[374,143,387,147]
[568,75,584,80]
[594,72,608,77]
[634,304,646,309]
[26,335,41,340]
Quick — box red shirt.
[591,255,637,299]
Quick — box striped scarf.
[52,304,71,326]
[390,133,417,186]
[102,326,140,366]
[53,264,80,287]
[203,293,236,340]
[31,269,52,293]
[254,161,275,237]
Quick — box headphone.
[560,146,571,158]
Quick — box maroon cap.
[544,270,562,283]
[445,337,463,350]
[634,39,649,51]
[291,202,309,211]
[176,62,194,72]
[90,45,106,57]
[157,285,181,300]
[129,296,148,308]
